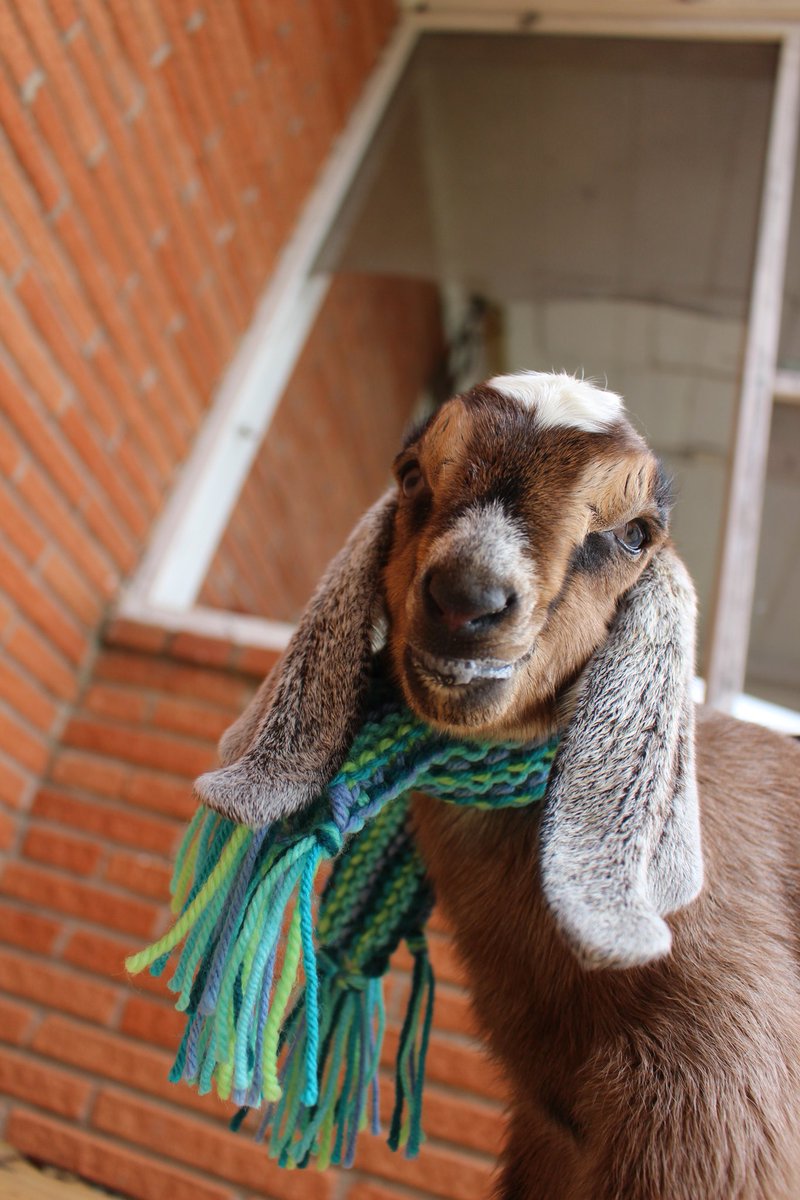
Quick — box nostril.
[424,569,517,632]
[423,570,444,619]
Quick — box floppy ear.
[539,545,703,970]
[194,489,397,826]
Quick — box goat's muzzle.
[400,556,536,729]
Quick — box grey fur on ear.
[194,490,397,827]
[539,546,703,971]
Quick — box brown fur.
[413,713,800,1198]
[383,387,800,1198]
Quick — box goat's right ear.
[193,489,397,827]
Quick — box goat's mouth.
[401,643,532,729]
[409,647,518,688]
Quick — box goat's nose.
[424,568,516,633]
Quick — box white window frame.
[118,3,800,730]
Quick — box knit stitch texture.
[126,694,559,1169]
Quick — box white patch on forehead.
[488,371,624,434]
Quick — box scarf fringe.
[125,701,558,1170]
[125,804,430,1166]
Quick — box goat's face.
[384,373,672,739]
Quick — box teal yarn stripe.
[126,694,559,1170]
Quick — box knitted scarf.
[126,693,559,1170]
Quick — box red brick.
[0,207,27,278]
[49,752,127,797]
[47,0,81,32]
[94,651,249,708]
[0,1045,92,1118]
[347,1184,423,1200]
[0,657,59,732]
[14,269,120,442]
[150,696,231,743]
[16,462,118,597]
[104,850,171,901]
[22,826,102,876]
[0,479,47,563]
[0,808,16,849]
[62,928,174,1001]
[0,900,62,953]
[91,1087,334,1199]
[60,402,148,538]
[32,787,180,854]
[0,416,27,477]
[0,708,49,774]
[103,617,171,655]
[83,683,151,724]
[32,1014,228,1120]
[119,994,187,1050]
[4,619,77,702]
[0,75,63,214]
[61,927,138,983]
[169,632,235,669]
[382,1027,507,1104]
[380,1078,505,1158]
[352,1134,493,1200]
[7,1109,234,1200]
[40,549,103,626]
[0,541,87,664]
[0,287,67,408]
[122,771,196,821]
[81,494,138,573]
[17,0,105,160]
[0,755,32,809]
[0,947,118,1022]
[1,860,161,937]
[425,985,478,1039]
[63,716,216,778]
[234,645,281,679]
[0,995,35,1045]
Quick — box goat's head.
[197,372,703,971]
[384,374,673,741]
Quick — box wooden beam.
[705,32,800,710]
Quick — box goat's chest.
[410,793,610,1096]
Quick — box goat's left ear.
[539,546,703,970]
[193,489,397,827]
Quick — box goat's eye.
[612,520,646,554]
[400,462,425,498]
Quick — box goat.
[196,373,800,1199]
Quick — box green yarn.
[126,693,559,1170]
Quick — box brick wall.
[0,5,503,1196]
[200,272,443,621]
[0,620,503,1200]
[0,0,395,862]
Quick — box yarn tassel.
[125,698,559,1170]
[124,811,335,1111]
[388,941,435,1157]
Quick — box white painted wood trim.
[122,20,420,615]
[775,367,800,402]
[118,594,294,651]
[405,7,797,41]
[705,32,800,710]
[692,677,800,735]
